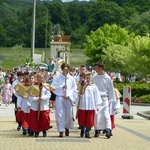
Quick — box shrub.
[140,95,150,103]
[114,82,150,103]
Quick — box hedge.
[113,82,150,103]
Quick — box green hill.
[4,0,32,4]
[0,47,87,70]
[2,0,32,13]
[3,0,32,9]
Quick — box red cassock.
[29,109,50,132]
[16,110,23,123]
[78,109,95,128]
[22,112,30,128]
[110,115,115,129]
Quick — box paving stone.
[0,103,150,150]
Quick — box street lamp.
[45,10,48,63]
[31,0,37,60]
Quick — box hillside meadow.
[0,47,88,70]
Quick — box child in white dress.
[2,78,12,108]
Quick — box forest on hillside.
[0,0,150,47]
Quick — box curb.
[120,102,150,106]
[137,111,150,120]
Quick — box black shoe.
[110,131,113,136]
[65,128,69,136]
[80,130,84,137]
[106,133,111,139]
[105,129,111,139]
[22,128,27,135]
[85,134,91,139]
[29,132,34,136]
[103,129,106,134]
[34,132,39,138]
[43,130,47,137]
[27,129,30,134]
[49,125,53,129]
[94,130,99,137]
[59,132,63,137]
[17,125,21,131]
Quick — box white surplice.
[93,72,116,130]
[78,84,102,110]
[51,73,78,132]
[12,79,20,97]
[28,87,51,111]
[17,96,30,113]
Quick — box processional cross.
[58,44,71,122]
[58,44,71,94]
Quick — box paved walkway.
[0,103,150,150]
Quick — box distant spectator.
[26,66,32,74]
[115,72,122,82]
[0,68,6,77]
[2,78,12,108]
[48,57,55,73]
[9,73,16,84]
[0,72,5,106]
[69,67,76,76]
[75,65,86,83]
[87,66,93,72]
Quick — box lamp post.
[45,10,48,63]
[31,0,36,60]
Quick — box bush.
[114,81,150,103]
[140,95,150,103]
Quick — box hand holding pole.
[76,80,85,119]
[38,83,43,121]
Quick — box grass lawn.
[0,47,88,70]
[70,48,88,68]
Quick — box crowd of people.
[0,60,122,139]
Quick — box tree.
[126,11,150,36]
[101,33,150,78]
[0,2,20,46]
[47,2,71,34]
[87,0,125,32]
[71,24,88,46]
[0,24,7,46]
[35,5,52,48]
[128,34,150,77]
[0,0,3,5]
[111,0,150,13]
[65,3,81,31]
[83,24,134,63]
[101,44,131,74]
